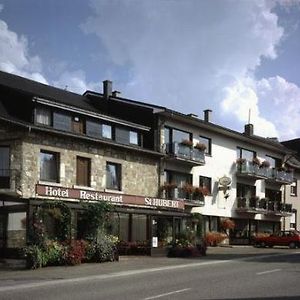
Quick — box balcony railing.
[163,142,205,165]
[266,168,294,184]
[236,197,293,216]
[236,160,268,179]
[161,187,205,207]
[236,160,294,184]
[0,169,21,193]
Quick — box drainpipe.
[283,185,286,230]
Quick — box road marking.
[0,252,299,293]
[257,269,281,275]
[144,288,191,300]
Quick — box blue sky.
[0,0,300,141]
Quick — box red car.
[254,230,300,249]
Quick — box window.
[237,147,255,161]
[129,131,138,145]
[265,155,281,169]
[86,120,102,138]
[199,176,212,194]
[40,150,59,182]
[106,162,121,190]
[115,127,139,145]
[53,112,72,132]
[236,183,256,198]
[102,124,112,139]
[76,156,91,187]
[36,107,51,126]
[0,146,10,188]
[171,128,191,144]
[199,136,211,155]
[265,188,281,202]
[165,170,192,199]
[290,180,297,196]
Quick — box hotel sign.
[35,185,184,210]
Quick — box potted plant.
[252,157,260,166]
[182,183,194,198]
[194,143,206,151]
[236,158,246,165]
[261,160,270,168]
[180,139,193,147]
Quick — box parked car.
[254,230,300,248]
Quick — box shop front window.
[6,212,26,248]
[132,214,148,242]
[152,216,173,248]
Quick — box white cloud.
[221,76,300,139]
[82,0,300,139]
[53,70,98,94]
[0,19,47,84]
[0,14,94,94]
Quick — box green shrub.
[45,240,64,265]
[23,245,48,269]
[86,234,118,262]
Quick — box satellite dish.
[219,176,232,187]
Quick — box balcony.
[236,160,268,179]
[236,160,294,184]
[236,197,258,213]
[236,197,293,216]
[0,169,21,196]
[163,142,205,166]
[161,186,205,207]
[265,168,294,184]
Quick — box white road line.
[144,288,191,300]
[256,269,281,275]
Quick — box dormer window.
[102,124,112,139]
[53,112,72,132]
[36,107,51,126]
[129,131,138,145]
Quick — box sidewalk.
[0,246,286,283]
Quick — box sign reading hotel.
[36,185,184,210]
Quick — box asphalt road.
[0,247,300,300]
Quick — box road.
[0,248,300,299]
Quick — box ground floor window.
[230,219,281,245]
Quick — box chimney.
[103,80,112,99]
[244,124,254,136]
[204,109,212,122]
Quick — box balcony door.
[0,146,10,188]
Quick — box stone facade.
[18,131,159,199]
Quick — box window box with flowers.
[180,139,193,147]
[194,143,206,152]
[160,182,178,199]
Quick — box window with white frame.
[290,180,297,196]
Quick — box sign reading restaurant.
[35,185,185,210]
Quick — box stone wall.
[21,131,159,199]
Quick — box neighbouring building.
[281,138,300,231]
[152,109,295,245]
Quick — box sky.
[0,0,300,141]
